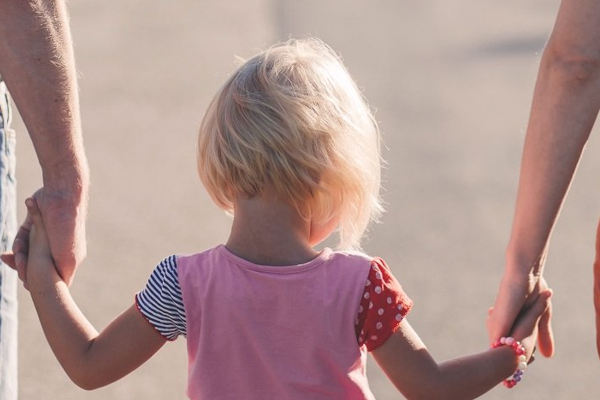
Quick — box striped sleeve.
[135,255,187,340]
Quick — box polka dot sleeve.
[355,258,413,351]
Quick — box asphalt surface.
[14,1,600,398]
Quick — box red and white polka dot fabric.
[355,257,413,351]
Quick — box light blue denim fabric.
[0,80,18,400]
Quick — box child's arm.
[25,199,167,390]
[372,290,550,400]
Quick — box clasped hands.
[488,272,554,359]
[1,187,86,289]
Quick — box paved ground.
[14,0,600,398]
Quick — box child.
[17,38,550,400]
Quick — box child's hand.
[498,289,553,361]
[27,197,53,255]
[21,198,60,289]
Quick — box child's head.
[198,38,383,250]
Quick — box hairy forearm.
[0,0,89,191]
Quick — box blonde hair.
[198,38,383,250]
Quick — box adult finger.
[25,197,42,223]
[2,251,28,290]
[511,290,552,340]
[537,301,555,357]
[0,252,16,269]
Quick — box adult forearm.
[506,15,600,278]
[0,0,89,279]
[0,0,89,190]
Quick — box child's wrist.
[491,337,528,388]
[27,263,64,291]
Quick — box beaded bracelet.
[491,337,528,388]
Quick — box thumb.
[25,198,48,247]
[512,290,553,340]
[25,198,44,228]
[536,301,555,357]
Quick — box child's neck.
[226,193,319,266]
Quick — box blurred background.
[14,0,600,398]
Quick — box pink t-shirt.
[136,246,412,399]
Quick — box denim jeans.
[0,80,18,400]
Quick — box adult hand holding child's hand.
[508,289,553,362]
[1,185,87,287]
[488,273,554,358]
[1,198,62,290]
[488,285,553,364]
